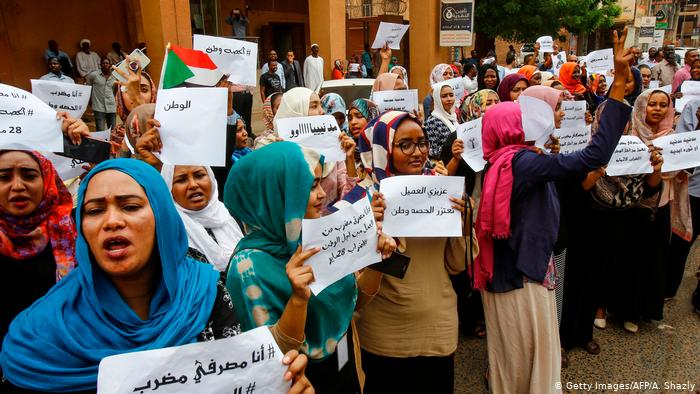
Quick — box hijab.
[430,63,452,85]
[273,87,313,130]
[160,165,244,271]
[349,98,380,125]
[558,62,586,95]
[262,92,283,130]
[477,64,501,91]
[540,71,554,84]
[223,142,356,360]
[474,102,534,289]
[320,92,348,133]
[675,97,700,133]
[430,81,459,132]
[625,66,643,105]
[630,88,675,143]
[110,72,157,155]
[0,151,75,280]
[497,73,529,102]
[518,65,540,83]
[520,85,563,112]
[1,159,219,392]
[372,72,399,93]
[390,65,409,88]
[459,89,499,123]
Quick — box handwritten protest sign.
[560,101,587,129]
[652,130,700,172]
[372,89,419,113]
[520,95,554,146]
[43,152,87,181]
[97,326,289,394]
[536,36,554,53]
[553,125,591,154]
[371,22,410,50]
[456,118,486,172]
[154,87,227,166]
[0,83,63,152]
[585,48,614,74]
[31,79,91,119]
[674,81,700,113]
[658,84,673,95]
[193,35,258,86]
[605,135,653,176]
[381,175,464,237]
[276,115,345,162]
[302,198,381,295]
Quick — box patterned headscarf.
[459,89,500,123]
[390,65,409,88]
[262,92,283,131]
[430,63,453,85]
[0,151,76,281]
[349,98,380,124]
[320,92,348,132]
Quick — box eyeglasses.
[393,139,429,155]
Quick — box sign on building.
[439,0,474,47]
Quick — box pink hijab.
[473,102,534,289]
[519,85,563,112]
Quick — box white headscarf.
[430,81,458,132]
[273,87,314,131]
[160,165,244,272]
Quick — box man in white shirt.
[303,43,324,93]
[75,38,101,78]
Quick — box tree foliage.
[475,0,621,43]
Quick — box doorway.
[260,23,306,66]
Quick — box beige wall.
[409,0,450,99]
[309,0,346,80]
[0,0,191,90]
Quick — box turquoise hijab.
[224,142,357,360]
[1,159,219,391]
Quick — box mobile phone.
[112,49,151,83]
[58,136,111,164]
[369,252,410,279]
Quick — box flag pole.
[157,42,170,90]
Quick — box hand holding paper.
[371,22,410,50]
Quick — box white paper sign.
[435,78,466,105]
[0,83,63,152]
[675,81,700,113]
[658,84,673,95]
[372,89,419,113]
[553,125,591,154]
[154,87,227,166]
[585,48,614,74]
[605,135,653,176]
[193,35,258,86]
[276,115,345,163]
[302,197,381,295]
[456,118,486,172]
[520,95,554,146]
[560,101,587,129]
[91,129,111,141]
[381,175,464,237]
[371,22,410,50]
[43,152,87,181]
[552,51,567,75]
[652,130,700,172]
[30,80,91,119]
[97,326,290,394]
[537,36,554,53]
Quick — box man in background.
[259,60,283,102]
[282,50,304,89]
[261,50,286,91]
[304,43,324,92]
[44,40,74,78]
[40,57,74,83]
[226,7,249,38]
[75,38,101,80]
[107,42,128,66]
[85,58,117,131]
[651,45,679,87]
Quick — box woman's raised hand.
[339,133,356,157]
[282,350,314,394]
[57,111,90,145]
[286,245,319,301]
[112,56,145,107]
[134,118,163,168]
[452,139,465,161]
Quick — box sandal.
[584,340,601,355]
[474,321,487,339]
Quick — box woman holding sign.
[224,142,393,393]
[340,111,471,394]
[474,29,634,394]
[1,159,313,393]
[612,88,687,333]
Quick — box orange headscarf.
[558,62,586,95]
[517,65,540,83]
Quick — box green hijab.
[223,142,357,360]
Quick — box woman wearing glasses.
[339,111,471,394]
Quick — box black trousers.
[666,195,700,298]
[304,328,360,394]
[361,349,454,394]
